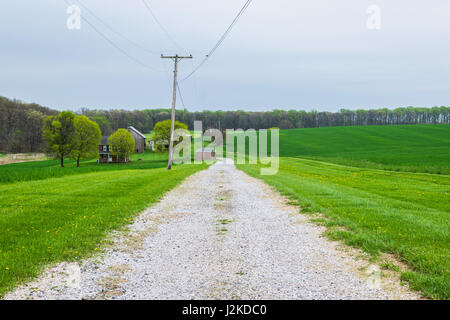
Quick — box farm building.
[195,148,216,161]
[98,136,131,163]
[98,127,146,163]
[127,126,146,153]
[98,136,117,163]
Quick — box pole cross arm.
[161,54,193,60]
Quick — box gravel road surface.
[5,160,415,300]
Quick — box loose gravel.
[4,159,417,300]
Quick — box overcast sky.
[1,0,449,112]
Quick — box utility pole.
[161,54,192,170]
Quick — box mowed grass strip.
[237,158,450,299]
[0,163,206,297]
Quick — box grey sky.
[0,0,449,111]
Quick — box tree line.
[1,96,449,153]
[0,96,58,153]
[81,106,450,133]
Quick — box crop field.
[0,150,205,296]
[279,125,450,175]
[237,124,450,299]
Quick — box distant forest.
[1,96,449,153]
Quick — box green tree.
[70,115,102,167]
[91,115,111,135]
[25,109,46,152]
[42,111,76,167]
[153,119,188,152]
[9,129,22,153]
[108,129,135,162]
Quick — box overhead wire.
[176,81,186,108]
[63,0,254,107]
[181,0,253,82]
[140,0,188,107]
[141,0,186,53]
[189,58,200,108]
[75,0,159,55]
[63,0,161,71]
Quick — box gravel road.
[5,159,416,300]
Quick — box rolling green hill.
[279,125,450,174]
[237,124,450,299]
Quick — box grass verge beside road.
[0,162,207,297]
[237,158,450,299]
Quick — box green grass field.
[279,125,450,174]
[1,124,448,298]
[0,150,205,297]
[236,124,450,299]
[0,151,168,184]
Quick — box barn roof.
[127,126,146,139]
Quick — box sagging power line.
[141,0,186,53]
[181,0,253,82]
[62,1,254,77]
[63,0,161,71]
[176,82,186,109]
[75,0,159,56]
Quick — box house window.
[103,145,107,152]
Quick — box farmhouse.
[98,127,146,163]
[98,136,116,163]
[195,147,216,161]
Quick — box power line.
[141,0,186,53]
[181,0,253,82]
[176,81,186,108]
[189,58,200,107]
[63,0,161,71]
[75,0,159,55]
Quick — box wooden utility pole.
[161,54,192,170]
